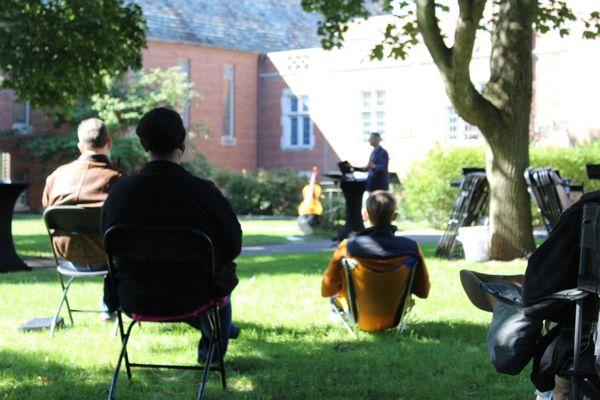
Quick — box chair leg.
[50,276,75,337]
[330,301,357,339]
[212,311,227,389]
[107,319,136,400]
[396,305,414,337]
[197,337,217,400]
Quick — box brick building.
[1,1,599,211]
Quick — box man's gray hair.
[77,118,109,149]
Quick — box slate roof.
[136,0,325,53]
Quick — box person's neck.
[149,152,181,164]
[372,144,381,150]
[80,149,109,158]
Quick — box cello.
[297,166,323,234]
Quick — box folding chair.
[103,225,227,400]
[331,256,418,338]
[43,205,109,336]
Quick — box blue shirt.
[366,146,389,191]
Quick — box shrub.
[213,168,305,216]
[402,145,485,229]
[403,141,600,229]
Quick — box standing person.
[365,132,389,193]
[101,107,241,363]
[42,117,124,318]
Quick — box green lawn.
[12,215,326,258]
[0,246,534,399]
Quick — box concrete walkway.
[241,229,443,256]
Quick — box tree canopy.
[0,0,146,111]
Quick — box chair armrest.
[537,288,587,302]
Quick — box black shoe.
[229,323,240,339]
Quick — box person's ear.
[392,212,398,221]
[77,143,85,154]
[179,143,186,154]
[106,137,113,150]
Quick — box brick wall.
[143,40,259,172]
[257,58,340,175]
[0,89,68,211]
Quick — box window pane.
[376,111,385,127]
[13,101,26,124]
[361,91,371,108]
[376,90,385,106]
[302,117,310,145]
[301,96,309,112]
[290,96,298,112]
[291,116,298,145]
[362,112,371,128]
[223,65,235,138]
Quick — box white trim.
[221,65,236,145]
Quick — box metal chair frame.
[331,257,417,338]
[43,206,111,336]
[104,225,227,400]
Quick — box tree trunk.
[483,0,537,259]
[484,126,536,260]
[416,0,537,260]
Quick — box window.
[447,107,480,141]
[221,65,236,145]
[179,60,191,129]
[12,100,31,134]
[281,90,313,150]
[360,90,386,140]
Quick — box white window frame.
[360,90,386,141]
[280,89,314,150]
[221,64,236,146]
[12,100,31,134]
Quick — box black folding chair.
[104,225,227,400]
[331,256,418,338]
[43,206,109,336]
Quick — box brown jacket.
[322,236,430,331]
[42,153,123,265]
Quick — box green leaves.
[0,0,146,110]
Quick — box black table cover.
[0,183,30,272]
[336,179,366,241]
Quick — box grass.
[0,245,535,399]
[12,215,329,258]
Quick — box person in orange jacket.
[322,190,431,331]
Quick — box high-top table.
[0,183,30,272]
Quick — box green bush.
[213,168,305,216]
[402,145,485,229]
[403,141,600,229]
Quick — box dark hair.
[366,190,396,226]
[136,107,186,153]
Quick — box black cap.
[136,107,186,153]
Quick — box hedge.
[402,141,600,229]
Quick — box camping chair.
[103,225,227,400]
[331,256,418,338]
[43,205,110,336]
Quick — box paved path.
[241,229,443,256]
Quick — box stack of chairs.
[587,164,600,180]
[435,168,489,259]
[524,167,583,233]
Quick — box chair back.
[342,256,417,332]
[578,203,600,291]
[43,206,102,235]
[103,225,217,318]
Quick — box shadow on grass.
[1,319,529,400]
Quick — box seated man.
[101,107,242,363]
[322,190,431,331]
[42,117,123,316]
[461,189,600,399]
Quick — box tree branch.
[415,0,451,73]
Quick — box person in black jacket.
[101,107,242,363]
